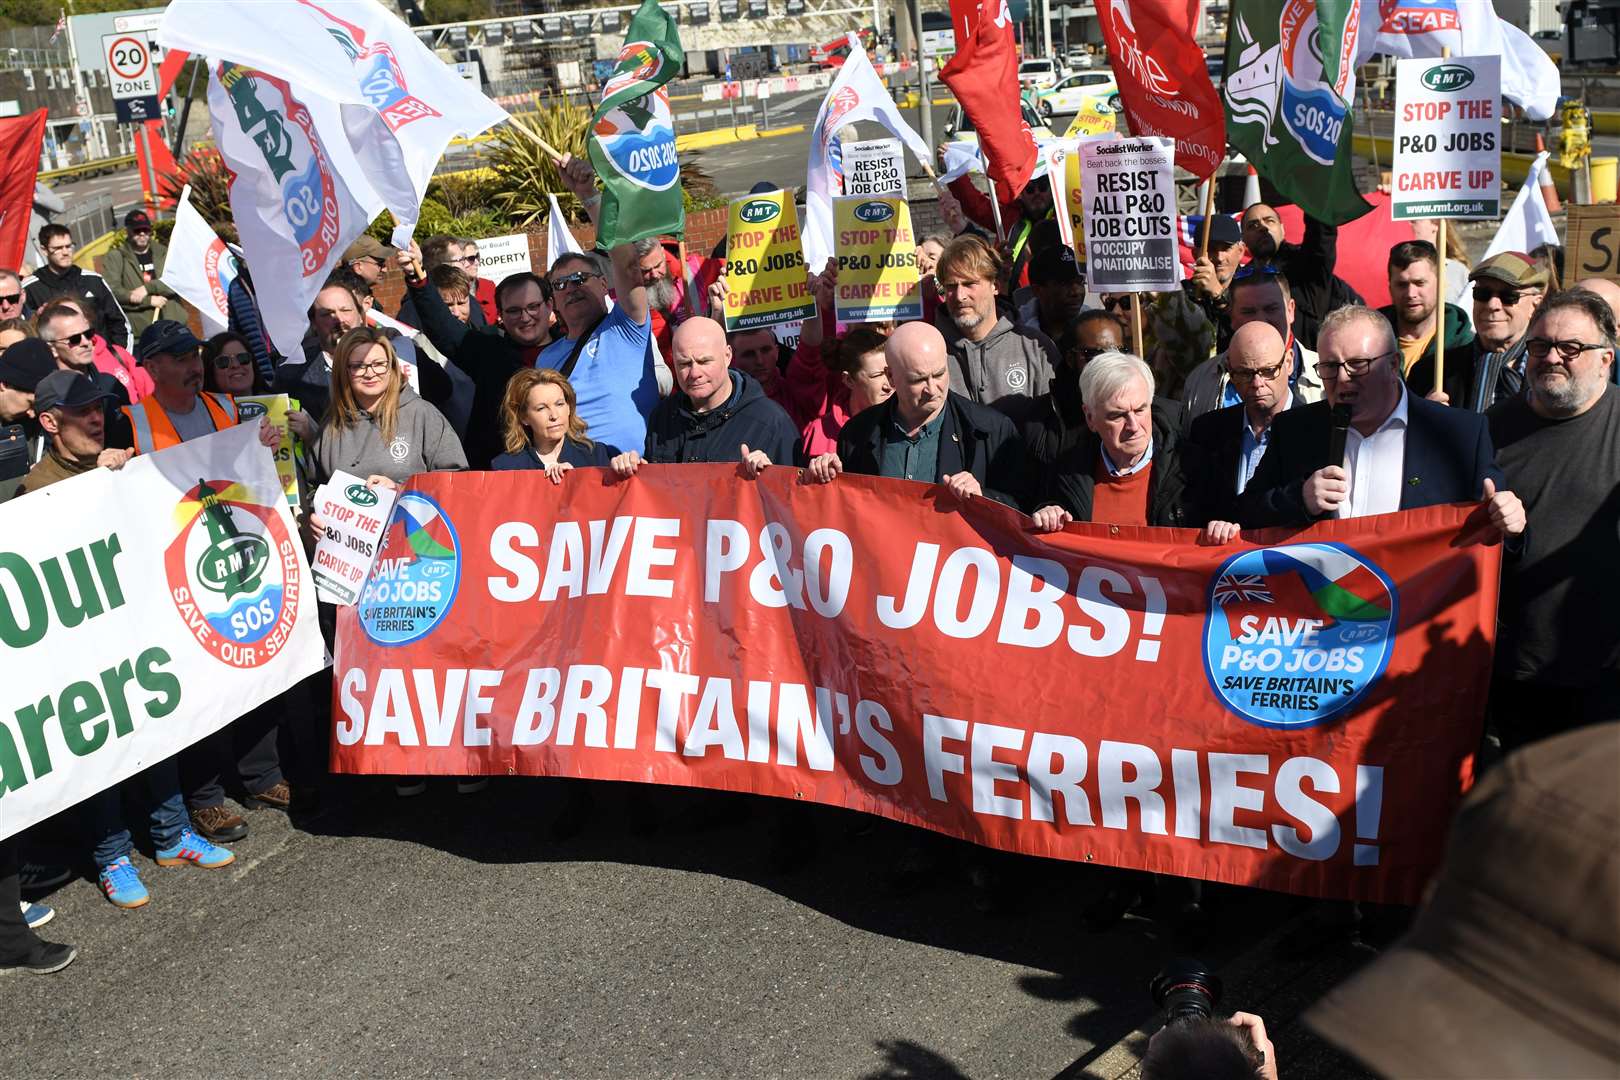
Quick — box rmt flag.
[589,0,685,249]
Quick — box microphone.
[1327,404,1352,468]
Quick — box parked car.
[1065,48,1092,69]
[1017,57,1061,89]
[943,98,1057,144]
[1036,71,1120,118]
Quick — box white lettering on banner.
[333,660,1385,862]
[475,234,534,283]
[0,425,325,842]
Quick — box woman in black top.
[490,367,618,478]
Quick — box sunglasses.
[0,293,20,306]
[549,270,600,291]
[55,330,93,347]
[1102,296,1132,311]
[213,351,254,368]
[1475,286,1537,306]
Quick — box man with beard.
[1239,202,1361,350]
[634,236,687,364]
[1488,289,1620,748]
[1379,240,1473,381]
[935,233,1056,420]
[272,278,368,422]
[1409,252,1547,412]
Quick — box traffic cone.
[1534,133,1561,213]
[1242,164,1261,209]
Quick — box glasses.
[53,330,93,348]
[549,271,600,292]
[454,253,481,266]
[1232,264,1282,281]
[1526,337,1610,362]
[1315,352,1392,380]
[0,293,19,306]
[346,359,393,376]
[1069,344,1112,361]
[359,256,387,269]
[1227,361,1286,383]
[1102,296,1132,311]
[213,350,254,369]
[501,301,548,321]
[1475,286,1538,307]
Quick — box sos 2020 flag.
[589,0,684,249]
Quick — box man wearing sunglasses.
[1408,252,1547,412]
[1487,289,1620,749]
[22,224,129,349]
[1239,305,1523,539]
[0,268,27,324]
[37,302,134,449]
[103,209,177,338]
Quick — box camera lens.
[1150,960,1224,1023]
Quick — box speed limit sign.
[101,33,159,101]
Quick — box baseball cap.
[1205,214,1242,248]
[0,338,57,391]
[343,235,397,264]
[123,209,153,233]
[32,369,113,413]
[1469,251,1551,291]
[136,319,203,363]
[1306,724,1620,1079]
[1031,243,1083,287]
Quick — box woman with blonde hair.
[490,367,617,480]
[310,326,466,491]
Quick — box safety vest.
[123,393,238,456]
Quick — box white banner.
[159,0,509,244]
[0,424,326,842]
[160,184,239,337]
[311,470,394,606]
[1392,55,1501,221]
[1079,135,1177,292]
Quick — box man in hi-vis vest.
[123,321,279,456]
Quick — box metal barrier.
[57,193,117,252]
[39,154,137,184]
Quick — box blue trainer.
[20,901,53,929]
[154,829,235,869]
[98,857,150,909]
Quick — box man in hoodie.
[612,316,799,473]
[23,224,129,347]
[1380,240,1473,383]
[935,233,1057,421]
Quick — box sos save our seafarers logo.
[218,62,341,277]
[358,492,461,646]
[295,0,443,131]
[165,477,303,669]
[1203,542,1398,730]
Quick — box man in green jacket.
[102,209,177,338]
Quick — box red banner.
[0,110,46,270]
[332,467,1501,904]
[940,0,1037,198]
[1096,0,1225,178]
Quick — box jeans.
[180,700,285,809]
[83,756,189,868]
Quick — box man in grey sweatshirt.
[935,234,1057,422]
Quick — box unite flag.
[939,0,1038,200]
[1096,0,1225,178]
[0,109,45,272]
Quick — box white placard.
[1079,135,1177,293]
[1392,55,1501,221]
[311,471,396,606]
[842,138,906,198]
[476,233,536,283]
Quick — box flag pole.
[1196,178,1217,260]
[506,114,567,164]
[1433,46,1449,400]
[1130,292,1145,358]
[986,176,1005,244]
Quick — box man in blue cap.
[124,319,244,456]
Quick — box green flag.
[1222,0,1372,224]
[588,0,685,248]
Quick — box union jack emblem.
[1214,574,1273,605]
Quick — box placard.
[236,394,300,507]
[475,233,534,282]
[722,191,815,332]
[833,195,923,323]
[1567,204,1620,284]
[311,471,396,606]
[843,138,906,198]
[1392,55,1501,220]
[1079,135,1177,292]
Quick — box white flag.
[1497,21,1560,122]
[158,0,508,244]
[548,193,583,263]
[208,61,384,356]
[160,185,240,337]
[940,141,985,184]
[1483,152,1559,260]
[804,34,932,273]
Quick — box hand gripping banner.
[332,466,1502,904]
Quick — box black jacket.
[646,370,801,467]
[1406,336,1527,414]
[1237,394,1502,528]
[836,390,1029,510]
[1028,397,1188,517]
[1019,358,1085,476]
[1039,426,1215,528]
[23,264,130,348]
[1250,216,1362,352]
[1186,394,1312,521]
[395,286,488,332]
[491,437,618,471]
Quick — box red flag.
[1097,0,1225,178]
[940,0,1037,198]
[0,110,46,271]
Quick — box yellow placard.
[833,196,922,324]
[722,191,816,332]
[1065,103,1117,139]
[237,394,300,508]
[1059,146,1088,258]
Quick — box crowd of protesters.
[0,147,1613,1020]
